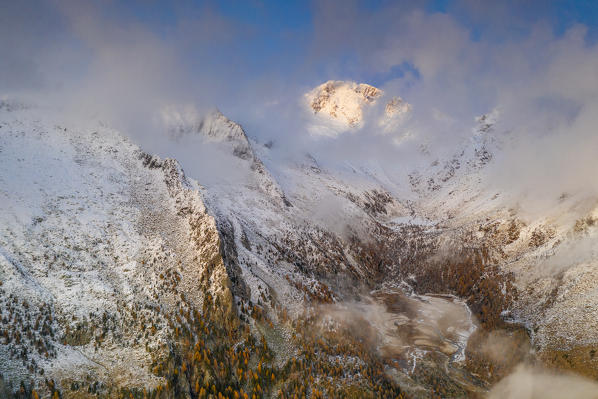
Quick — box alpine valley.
[2,81,598,399]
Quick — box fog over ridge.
[3,2,598,220]
[4,1,598,396]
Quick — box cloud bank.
[2,1,598,215]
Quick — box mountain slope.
[0,105,234,396]
[2,84,598,397]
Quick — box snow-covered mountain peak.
[161,106,244,142]
[159,104,291,208]
[305,80,412,136]
[385,96,411,118]
[306,80,383,127]
[161,105,258,160]
[379,95,412,132]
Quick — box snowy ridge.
[0,105,232,391]
[162,107,291,207]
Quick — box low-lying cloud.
[488,364,598,399]
[317,290,476,363]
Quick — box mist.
[488,364,598,399]
[3,1,598,277]
[3,1,598,217]
[316,290,477,365]
[5,2,598,397]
